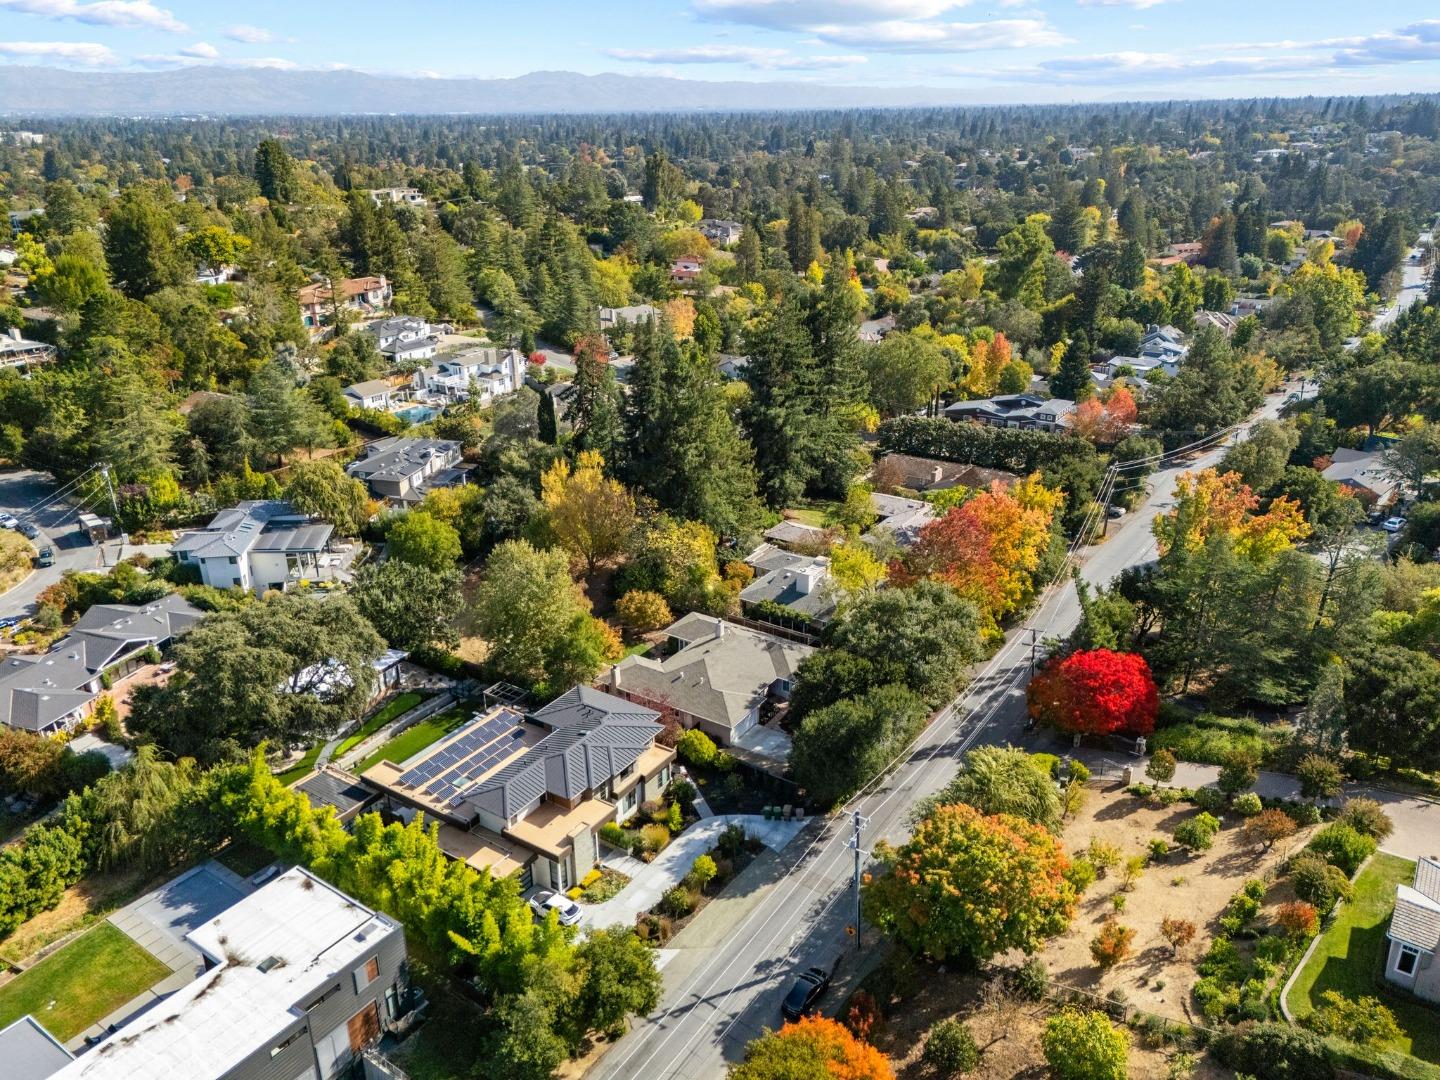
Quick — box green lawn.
[275,741,324,786]
[335,692,426,758]
[0,923,170,1041]
[353,707,472,775]
[1287,852,1440,1064]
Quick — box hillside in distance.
[0,65,982,116]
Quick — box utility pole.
[99,464,119,520]
[1028,627,1040,677]
[845,811,869,953]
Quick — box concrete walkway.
[1078,750,1440,862]
[580,814,805,929]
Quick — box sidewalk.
[1075,749,1440,862]
[580,814,805,929]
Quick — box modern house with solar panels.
[361,686,676,891]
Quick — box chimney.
[7,328,19,342]
[931,465,945,485]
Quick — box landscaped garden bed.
[596,777,700,862]
[634,822,764,946]
[573,867,629,904]
[352,704,474,775]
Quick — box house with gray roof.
[608,615,812,751]
[1387,856,1440,1003]
[0,1016,71,1080]
[0,327,57,370]
[412,347,523,404]
[362,688,675,892]
[172,501,336,596]
[367,315,440,362]
[867,492,936,548]
[345,437,464,504]
[0,594,201,735]
[1322,447,1399,506]
[342,378,401,412]
[944,393,1076,432]
[740,546,837,629]
[598,304,659,331]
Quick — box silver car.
[529,889,582,926]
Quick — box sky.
[3,0,1440,103]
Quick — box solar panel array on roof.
[397,709,524,802]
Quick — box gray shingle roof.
[1392,885,1440,950]
[172,501,322,559]
[464,688,662,819]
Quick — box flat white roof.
[54,867,397,1080]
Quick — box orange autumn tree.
[729,1016,893,1080]
[1071,386,1137,444]
[895,474,1060,626]
[1153,468,1309,562]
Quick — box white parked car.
[1382,516,1407,533]
[0,514,18,529]
[529,889,582,926]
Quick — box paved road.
[591,390,1301,1080]
[1369,232,1431,331]
[0,468,107,617]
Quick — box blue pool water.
[395,405,438,425]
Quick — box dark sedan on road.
[780,965,831,1022]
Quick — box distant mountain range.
[0,66,986,116]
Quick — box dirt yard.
[871,965,1230,1080]
[1032,783,1312,1026]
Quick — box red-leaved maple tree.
[1027,648,1159,736]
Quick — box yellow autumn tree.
[540,451,638,575]
[1153,469,1310,562]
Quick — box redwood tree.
[1027,648,1159,736]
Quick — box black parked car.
[780,965,831,1022]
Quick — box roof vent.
[257,955,284,973]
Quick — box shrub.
[1290,851,1353,914]
[1307,822,1375,876]
[663,801,684,832]
[1091,921,1136,968]
[1121,855,1146,891]
[1173,812,1221,852]
[1276,900,1319,938]
[616,589,672,632]
[1211,1023,1333,1080]
[1151,714,1277,767]
[658,886,696,917]
[640,798,665,821]
[1160,916,1197,955]
[844,990,883,1043]
[689,853,717,892]
[1192,785,1228,813]
[1296,753,1344,801]
[1337,797,1393,842]
[924,1018,981,1076]
[1146,748,1177,784]
[1065,857,1098,893]
[675,728,717,766]
[640,823,671,854]
[717,823,748,858]
[1218,753,1259,796]
[1285,801,1322,827]
[1233,792,1263,817]
[1148,838,1170,860]
[1304,991,1403,1049]
[1088,837,1122,875]
[598,821,628,847]
[1042,1009,1129,1080]
[1243,808,1298,850]
[1242,879,1266,901]
[1014,956,1050,1000]
[669,777,697,812]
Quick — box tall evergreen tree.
[253,139,299,204]
[569,335,624,462]
[1051,332,1095,402]
[743,291,819,506]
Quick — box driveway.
[579,814,806,930]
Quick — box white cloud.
[1330,21,1440,66]
[179,41,218,59]
[1076,0,1175,10]
[694,0,977,30]
[0,38,117,64]
[813,17,1066,52]
[0,0,185,32]
[606,44,867,70]
[222,23,274,44]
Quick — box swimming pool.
[394,405,439,425]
